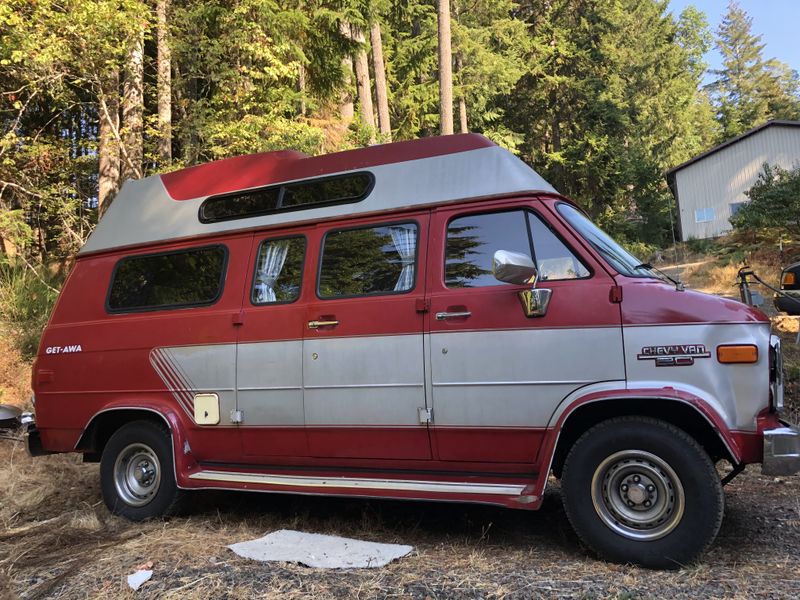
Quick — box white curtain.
[390,226,416,291]
[255,240,290,303]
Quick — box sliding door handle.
[308,320,340,329]
[435,311,471,320]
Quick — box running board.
[188,469,535,502]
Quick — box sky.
[668,0,800,75]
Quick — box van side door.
[427,201,625,464]
[237,228,310,458]
[302,213,431,460]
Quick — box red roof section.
[159,134,495,201]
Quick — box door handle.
[308,320,340,329]
[435,311,471,320]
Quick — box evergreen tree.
[709,1,800,140]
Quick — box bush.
[0,261,62,359]
[685,237,719,255]
[731,163,800,235]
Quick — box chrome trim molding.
[770,335,785,413]
[763,424,800,476]
[434,380,595,387]
[303,383,423,390]
[188,470,527,496]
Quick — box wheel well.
[550,398,735,478]
[76,409,171,460]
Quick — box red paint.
[160,134,495,201]
[619,278,769,326]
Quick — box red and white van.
[26,134,798,568]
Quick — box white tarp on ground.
[227,529,413,569]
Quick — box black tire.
[561,416,724,569]
[100,420,183,520]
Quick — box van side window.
[446,211,530,288]
[445,210,588,288]
[252,236,305,304]
[527,213,590,281]
[318,223,418,298]
[199,173,373,223]
[108,246,227,312]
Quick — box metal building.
[666,120,800,240]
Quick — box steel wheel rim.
[591,449,685,541]
[113,443,161,507]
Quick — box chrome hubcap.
[591,450,685,541]
[113,443,161,507]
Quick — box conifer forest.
[1,0,799,264]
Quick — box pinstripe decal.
[149,348,196,418]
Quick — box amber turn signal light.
[717,344,758,364]
[782,271,796,287]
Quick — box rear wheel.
[100,421,183,520]
[561,416,724,569]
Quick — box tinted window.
[200,173,373,223]
[446,210,588,288]
[445,211,531,288]
[282,173,372,208]
[201,188,279,222]
[108,246,226,312]
[252,236,305,304]
[319,223,417,298]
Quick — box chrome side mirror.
[492,250,552,318]
[493,250,538,285]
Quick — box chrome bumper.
[763,423,800,476]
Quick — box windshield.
[556,203,658,279]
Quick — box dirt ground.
[1,440,799,600]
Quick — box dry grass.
[1,441,799,599]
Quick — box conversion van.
[25,134,799,568]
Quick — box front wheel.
[100,420,183,520]
[561,416,724,569]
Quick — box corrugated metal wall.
[674,125,800,240]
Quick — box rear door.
[427,201,625,463]
[302,213,431,460]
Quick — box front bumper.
[774,291,800,315]
[763,423,800,476]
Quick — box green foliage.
[730,164,800,235]
[685,236,719,255]
[0,261,62,358]
[708,1,800,141]
[503,0,717,248]
[0,0,796,277]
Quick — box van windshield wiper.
[634,263,684,290]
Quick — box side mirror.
[492,250,552,318]
[493,250,538,286]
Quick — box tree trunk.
[340,56,355,122]
[156,0,172,166]
[298,64,307,117]
[339,22,354,124]
[437,0,454,135]
[121,28,144,181]
[351,24,376,143]
[98,69,120,210]
[370,21,391,140]
[455,53,467,133]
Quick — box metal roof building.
[666,120,800,240]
